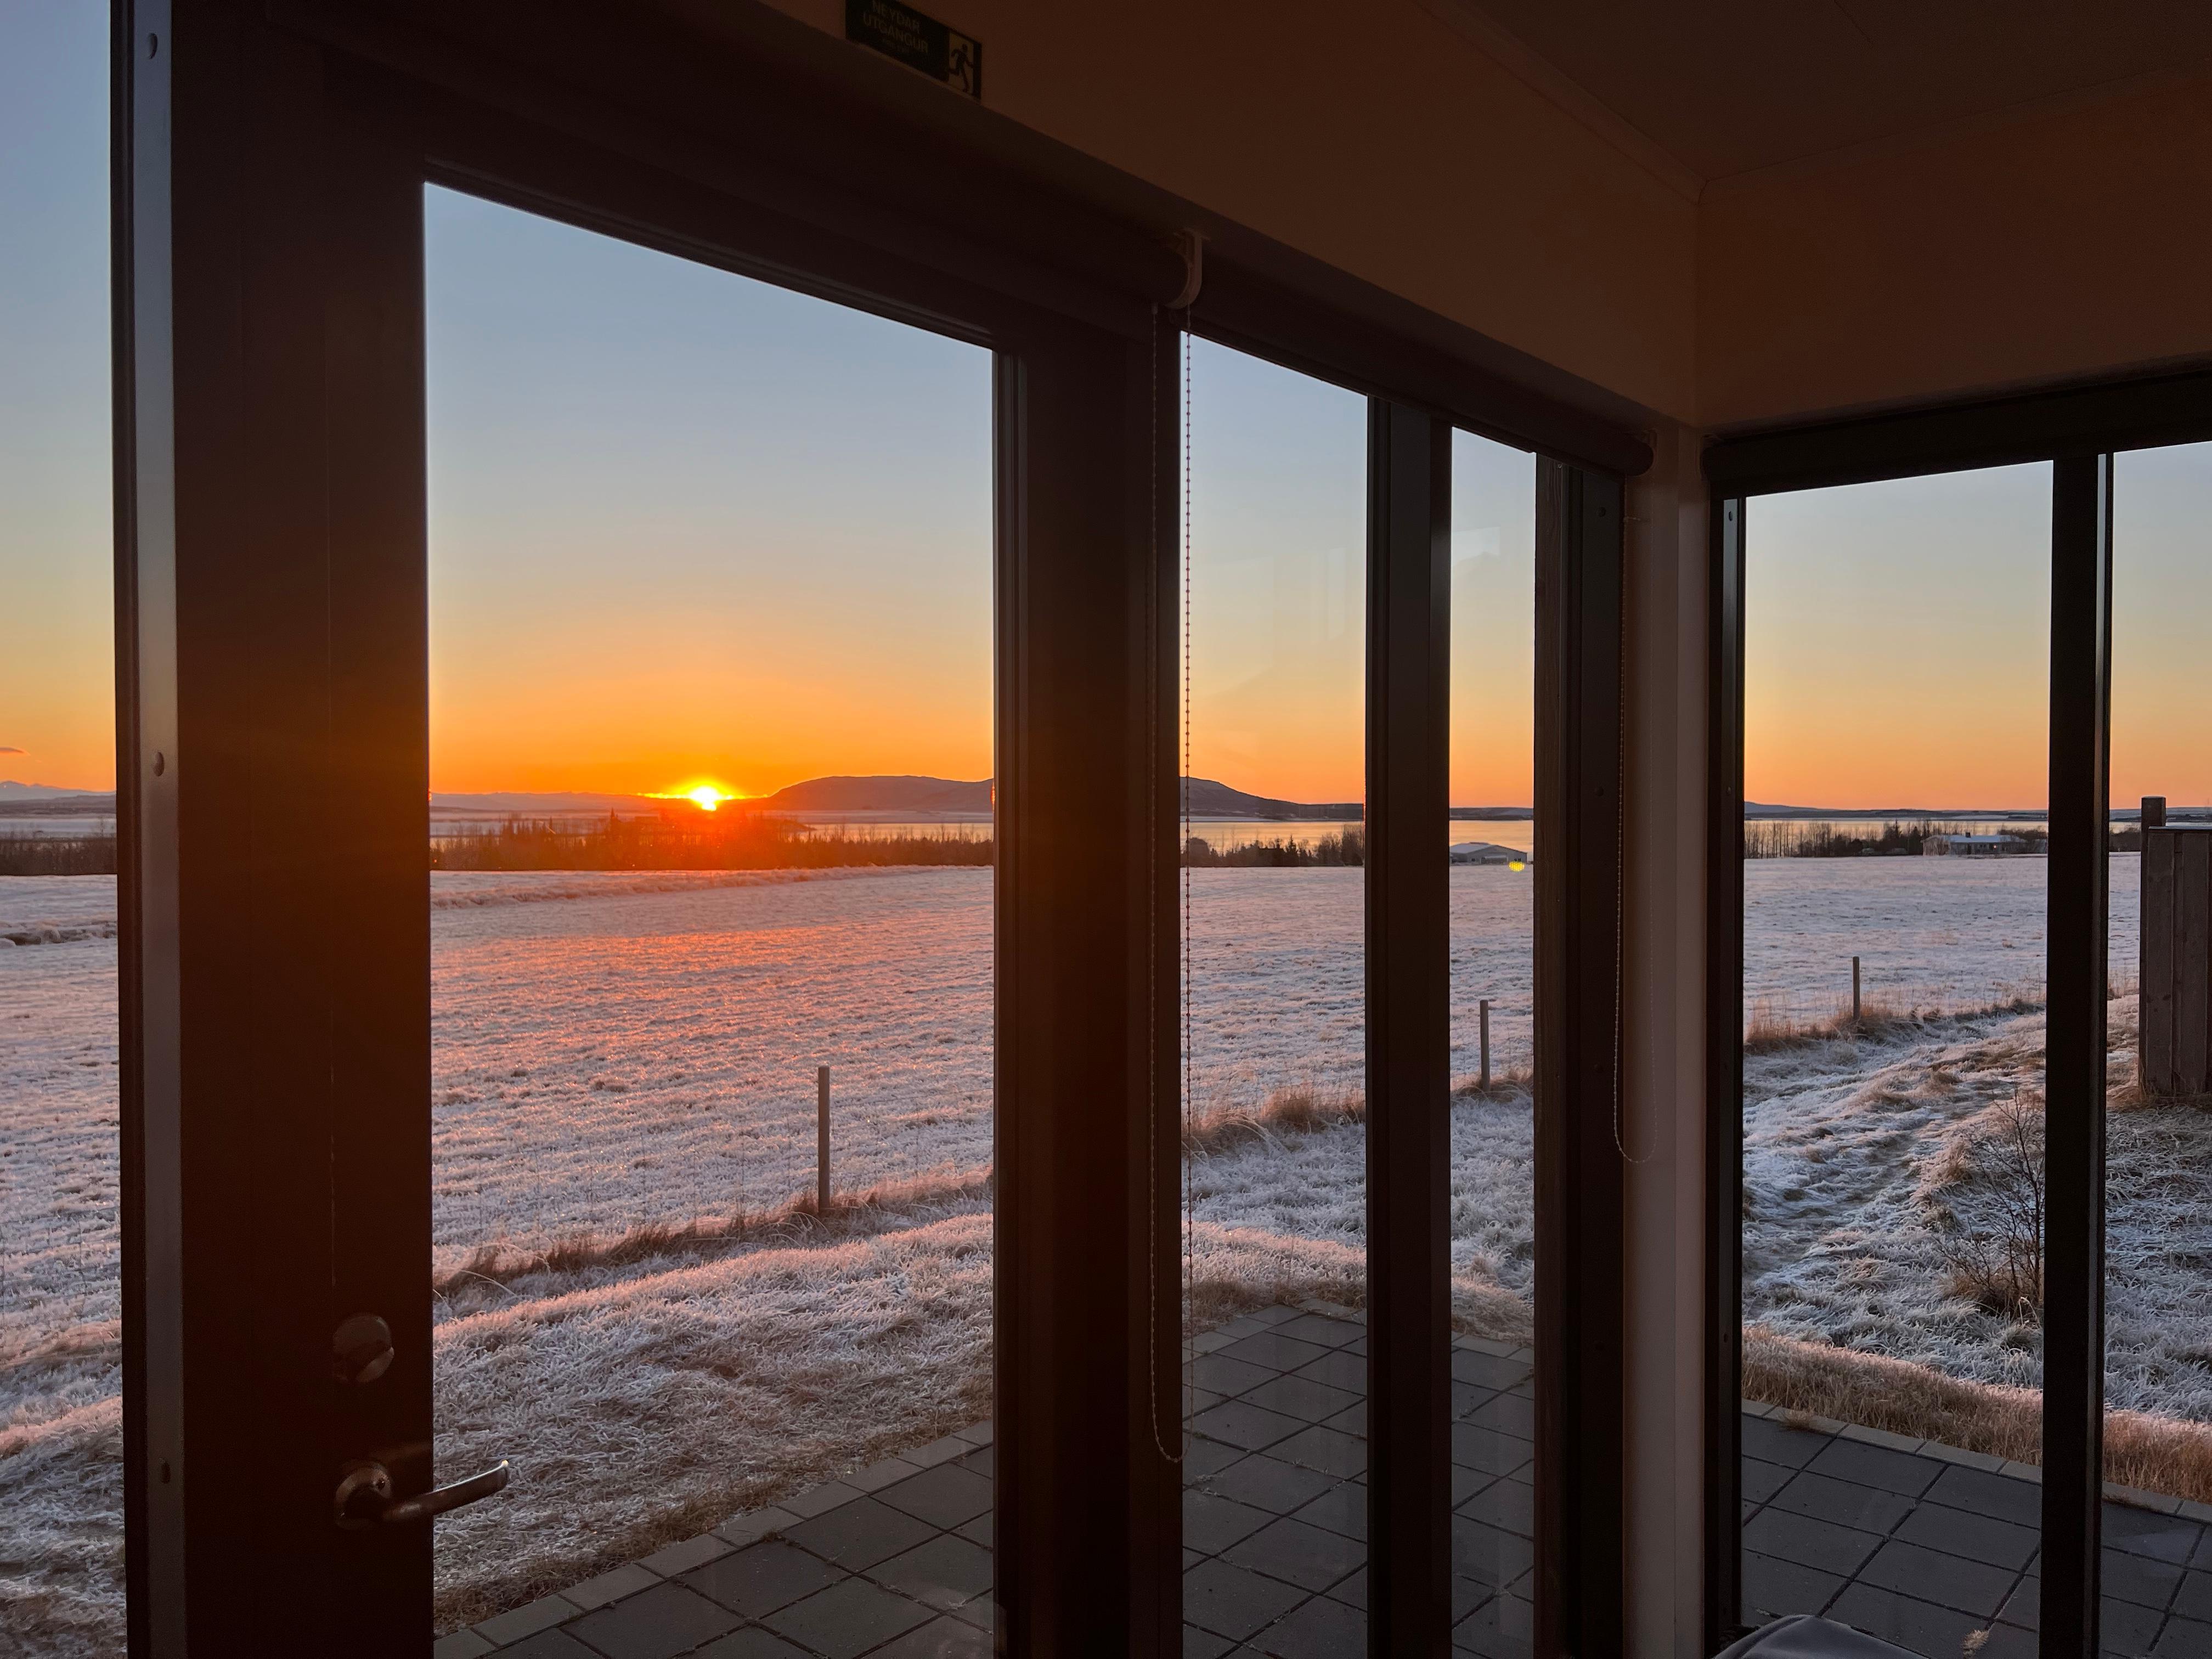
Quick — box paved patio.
[432,1301,1539,1659]
[1741,1402,2212,1658]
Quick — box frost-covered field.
[0,854,2180,1651]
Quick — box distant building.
[1923,833,2028,857]
[1450,841,1530,866]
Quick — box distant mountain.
[759,776,991,814]
[1746,801,2048,820]
[1181,778,1359,820]
[0,781,107,801]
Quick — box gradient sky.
[7,4,2208,810]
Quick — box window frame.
[1702,374,2212,1657]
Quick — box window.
[1733,467,2053,1655]
[425,188,997,1645]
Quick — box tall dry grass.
[1746,1325,2212,1502]
[433,812,990,872]
[0,832,114,876]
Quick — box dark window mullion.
[1364,399,1455,1656]
[1705,496,1748,1653]
[2041,453,2116,1659]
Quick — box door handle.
[335,1458,510,1529]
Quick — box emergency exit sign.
[845,1,984,100]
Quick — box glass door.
[1733,466,2053,1656]
[419,188,998,1656]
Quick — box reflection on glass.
[2101,441,2212,1658]
[426,188,997,1650]
[0,2,126,1653]
[1737,467,2051,1656]
[1179,339,1368,1655]
[1446,432,1539,1654]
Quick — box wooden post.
[1852,957,1861,1025]
[1479,999,1491,1092]
[816,1065,830,1216]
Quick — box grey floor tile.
[1452,1589,1533,1659]
[785,1496,939,1571]
[563,1564,661,1611]
[1183,1559,1309,1642]
[1245,1590,1363,1658]
[433,1633,496,1659]
[1451,1424,1531,1479]
[1289,1482,1367,1543]
[1452,1382,1497,1420]
[1203,1453,1336,1516]
[1454,1466,1497,1508]
[1451,1350,1532,1391]
[1453,1517,1536,1589]
[1191,1353,1278,1397]
[878,1464,994,1531]
[1968,1622,2039,1659]
[563,1582,741,1659]
[780,1482,865,1520]
[1742,1458,1794,1505]
[954,1444,992,1479]
[2158,1615,2212,1658]
[1219,1333,1333,1374]
[637,1534,729,1577]
[1856,1538,2017,1617]
[1270,1313,1365,1350]
[1290,1351,1367,1392]
[2109,1504,2209,1565]
[693,1632,812,1659]
[2176,1570,2212,1626]
[1324,1567,1366,1610]
[1768,1469,1915,1536]
[492,1633,598,1659]
[1895,1500,2039,1570]
[1185,1437,1249,1479]
[473,1594,580,1647]
[2107,1548,2187,1611]
[1225,1516,1364,1591]
[1192,1400,1309,1454]
[868,1533,992,1610]
[1242,1374,1361,1425]
[1461,1476,1534,1538]
[1271,1425,1366,1480]
[1741,1549,1843,1621]
[1824,1582,1990,1656]
[1183,1627,1238,1659]
[683,1541,842,1619]
[764,1578,933,1659]
[1740,1416,1833,1470]
[864,1613,992,1657]
[1999,1575,2038,1630]
[1806,1437,1943,1498]
[1741,1509,1883,1577]
[953,1511,992,1549]
[1187,1489,1279,1555]
[1467,1393,1536,1438]
[947,1594,994,1633]
[1926,1463,2042,1528]
[2103,1594,2165,1657]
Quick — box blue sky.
[9,2,2207,810]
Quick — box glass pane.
[1445,433,1539,1652]
[1739,467,2051,1655]
[426,188,996,1650]
[2103,441,2212,1658]
[1180,339,1368,1655]
[0,4,123,1655]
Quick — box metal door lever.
[335,1458,510,1529]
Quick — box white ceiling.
[1442,0,2212,185]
